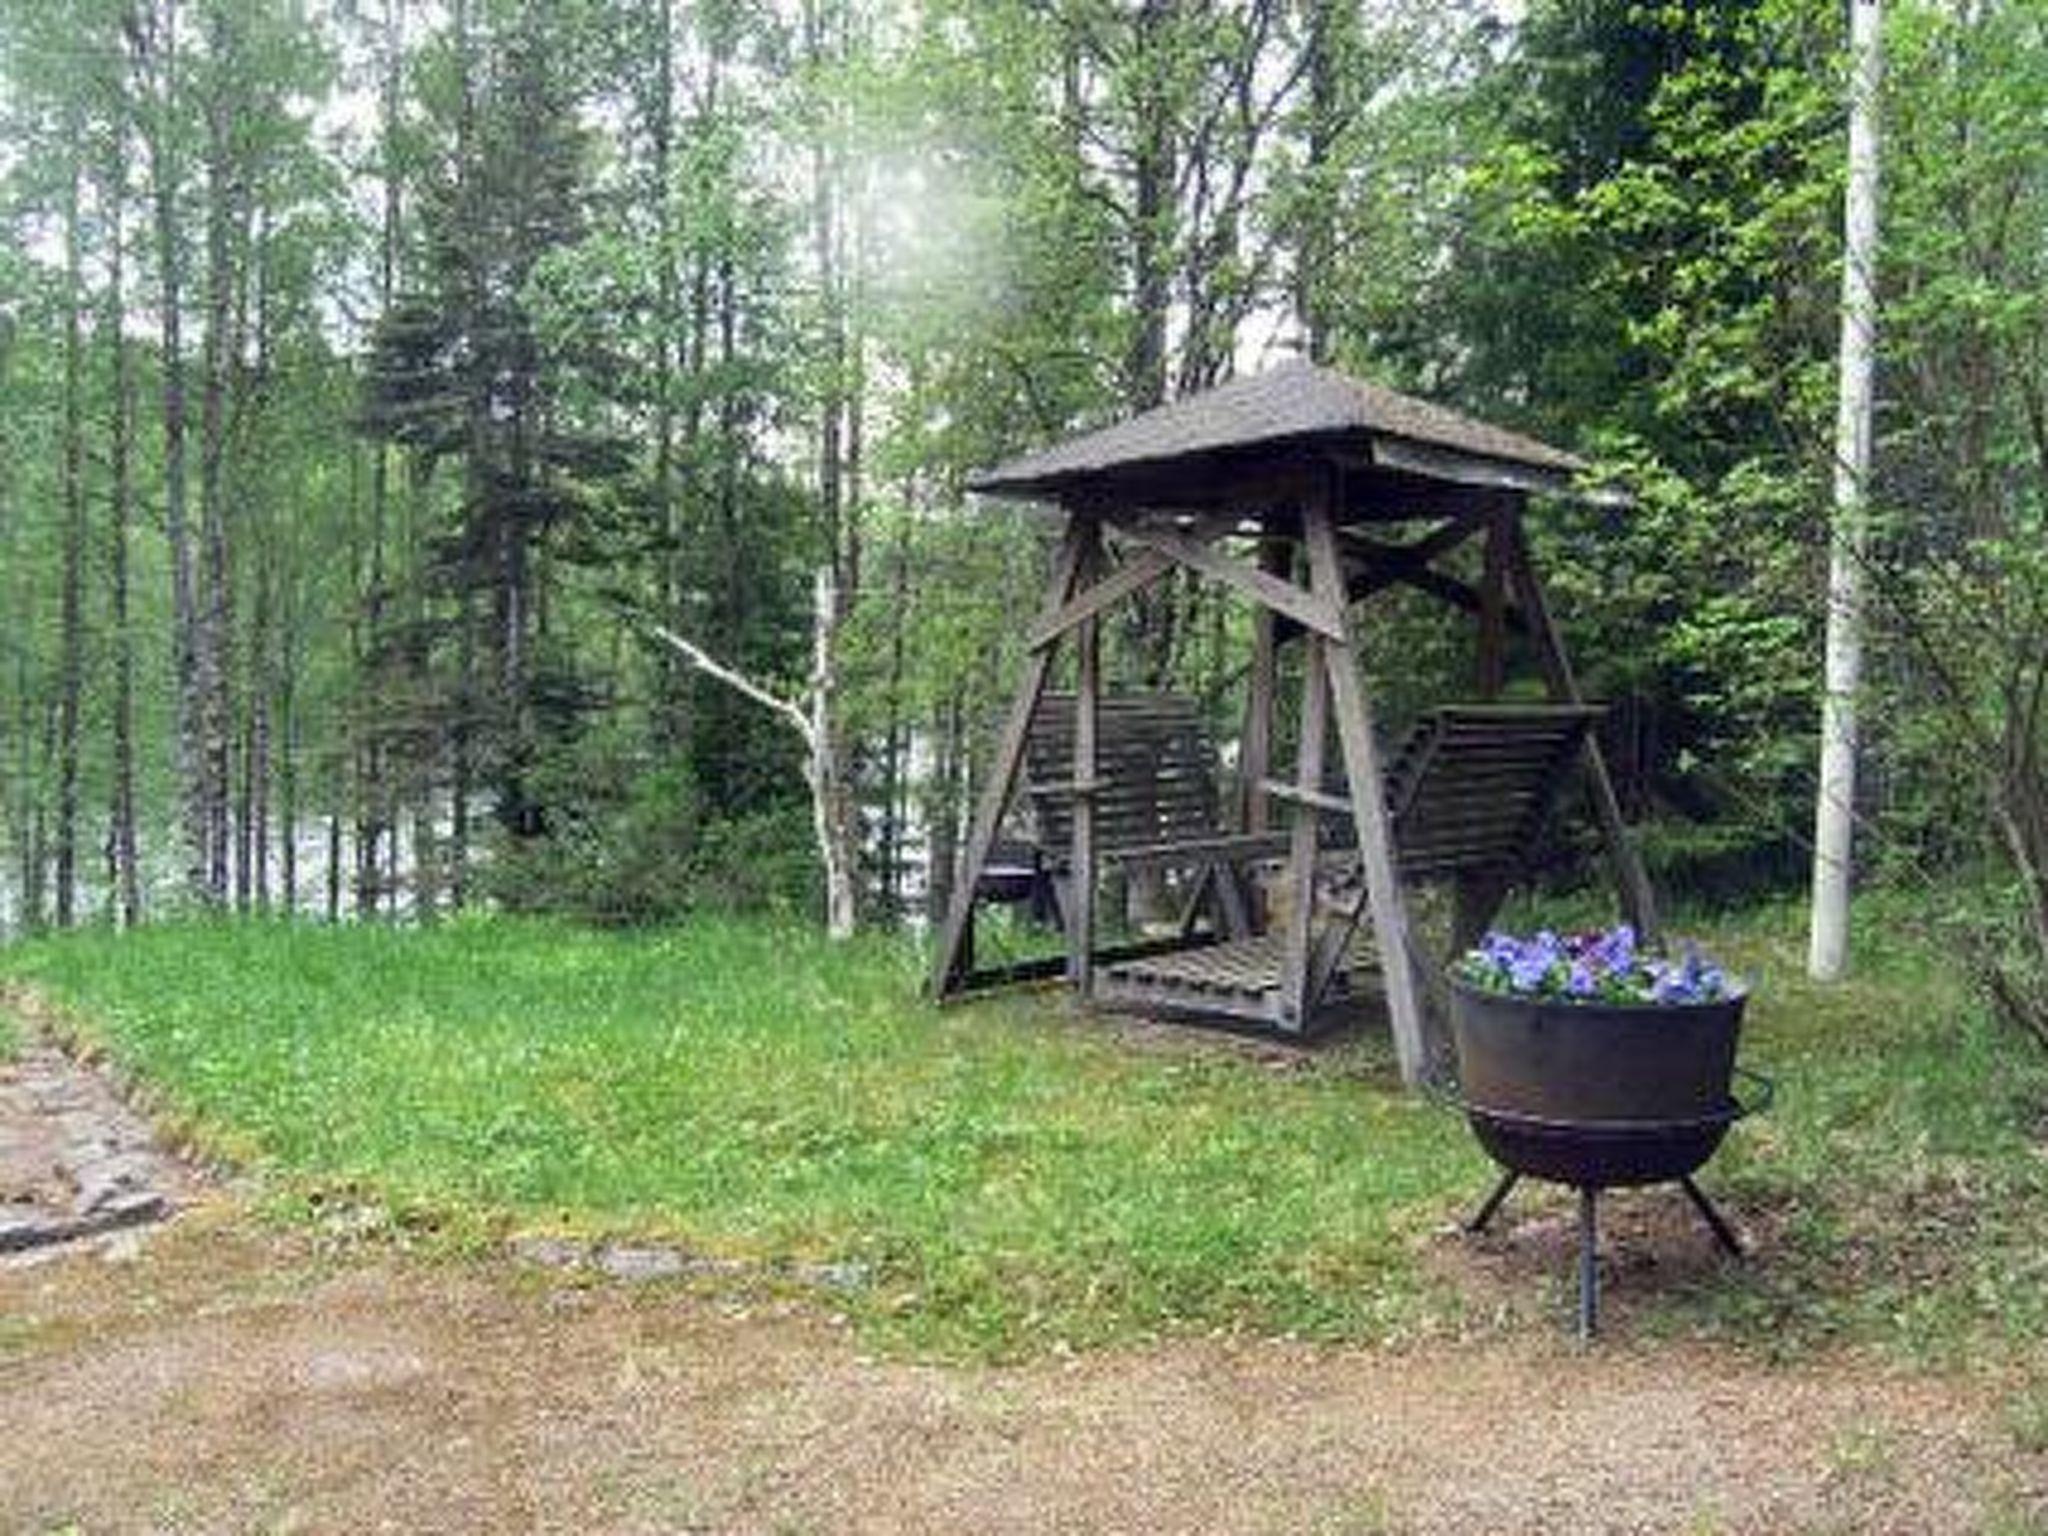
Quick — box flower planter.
[1450,977,1746,1122]
[1448,976,1749,1188]
[1445,928,1764,1339]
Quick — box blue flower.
[1455,922,1737,1007]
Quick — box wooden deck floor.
[1094,931,1380,1032]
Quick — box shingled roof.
[968,359,1588,502]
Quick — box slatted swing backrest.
[1385,704,1602,882]
[1023,692,1225,865]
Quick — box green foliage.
[1,0,2044,955]
[484,732,819,925]
[1437,0,1844,897]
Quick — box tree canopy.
[0,0,2043,1025]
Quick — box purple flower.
[1455,923,1738,1007]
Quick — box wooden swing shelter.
[930,360,1656,1087]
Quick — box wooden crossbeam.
[1350,511,1489,567]
[1024,548,1173,650]
[1339,514,1529,626]
[1120,525,1348,640]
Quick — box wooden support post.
[1303,490,1433,1085]
[1504,511,1661,946]
[1069,521,1103,996]
[1458,498,1513,948]
[929,524,1087,998]
[1477,499,1509,699]
[1279,623,1329,1031]
[1239,538,1288,836]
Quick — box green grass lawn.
[3,903,2046,1364]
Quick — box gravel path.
[2,1216,2040,1534]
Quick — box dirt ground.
[3,1203,2042,1536]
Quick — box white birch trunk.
[648,567,858,940]
[809,564,857,940]
[1810,0,1883,981]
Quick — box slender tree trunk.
[809,568,857,938]
[137,0,208,906]
[56,147,86,928]
[13,654,40,935]
[325,809,340,921]
[877,514,912,918]
[250,577,271,910]
[235,714,253,911]
[279,642,297,916]
[926,691,966,931]
[1122,0,1178,685]
[1298,0,1338,362]
[105,137,142,929]
[198,1,237,904]
[1126,0,1173,413]
[806,0,858,933]
[650,0,686,744]
[1810,0,1883,980]
[450,592,473,909]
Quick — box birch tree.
[1809,0,1883,981]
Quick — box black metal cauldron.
[1447,978,1768,1340]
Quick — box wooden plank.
[1369,434,1580,498]
[1024,548,1174,650]
[1099,830,1295,868]
[1505,513,1661,944]
[951,933,1221,995]
[1304,490,1433,1086]
[1262,779,1352,815]
[931,523,1087,999]
[1121,525,1347,640]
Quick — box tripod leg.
[1577,1186,1600,1343]
[1464,1170,1519,1234]
[1681,1176,1745,1259]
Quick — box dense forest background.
[0,0,2043,1018]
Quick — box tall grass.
[0,915,1478,1352]
[5,903,2045,1363]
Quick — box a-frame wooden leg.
[1504,515,1661,946]
[929,524,1087,998]
[1303,494,1433,1086]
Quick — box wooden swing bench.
[1011,695,1600,1033]
[1018,692,1279,937]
